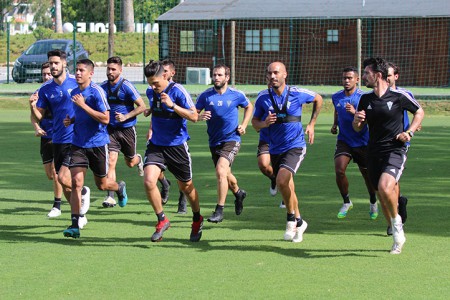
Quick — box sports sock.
[215,204,224,214]
[287,213,295,222]
[159,177,170,190]
[193,211,201,222]
[107,190,115,198]
[53,198,61,209]
[341,193,350,204]
[156,212,166,221]
[71,214,80,228]
[296,216,303,227]
[233,189,243,198]
[369,193,377,204]
[270,177,276,188]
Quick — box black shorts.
[271,147,307,176]
[69,144,108,178]
[257,140,269,157]
[53,143,71,173]
[334,140,368,168]
[40,137,53,164]
[210,141,241,166]
[144,141,193,182]
[368,150,407,189]
[108,126,137,159]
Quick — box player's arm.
[30,94,45,122]
[397,107,424,143]
[352,110,367,132]
[115,97,146,122]
[331,108,338,134]
[72,94,110,125]
[305,94,323,144]
[238,100,254,135]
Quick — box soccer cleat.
[234,190,246,215]
[386,226,393,236]
[292,220,308,243]
[284,221,297,241]
[80,186,91,215]
[137,154,144,177]
[63,226,80,239]
[369,203,379,220]
[398,196,408,224]
[47,207,61,218]
[151,219,171,242]
[279,201,286,209]
[177,192,187,214]
[117,181,128,207]
[390,223,406,254]
[270,178,277,196]
[207,210,224,223]
[161,179,171,205]
[102,195,117,208]
[190,215,204,242]
[78,215,88,229]
[337,202,353,219]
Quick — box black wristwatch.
[170,103,176,109]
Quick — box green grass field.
[0,107,449,298]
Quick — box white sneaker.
[102,195,116,208]
[47,207,61,218]
[293,220,308,243]
[284,221,297,241]
[369,203,379,220]
[390,221,406,254]
[279,201,286,209]
[137,154,144,177]
[80,186,91,215]
[78,215,88,230]
[337,201,353,218]
[269,179,277,196]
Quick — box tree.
[54,0,62,33]
[108,0,114,57]
[121,0,133,32]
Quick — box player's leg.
[178,179,203,242]
[257,141,277,196]
[63,164,86,239]
[334,141,353,218]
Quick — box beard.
[51,68,64,79]
[214,81,226,90]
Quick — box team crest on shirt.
[218,100,223,106]
[387,101,393,110]
[227,100,232,107]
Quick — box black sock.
[369,193,377,204]
[296,216,303,227]
[193,211,201,222]
[71,214,80,228]
[287,213,295,222]
[270,177,276,188]
[159,177,170,190]
[215,204,224,214]
[81,186,87,196]
[342,194,350,204]
[107,190,115,198]
[156,212,166,222]
[53,198,61,209]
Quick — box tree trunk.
[122,0,134,33]
[108,0,114,57]
[54,0,63,33]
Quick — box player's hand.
[354,110,366,123]
[29,92,38,108]
[345,103,356,115]
[331,125,338,134]
[237,124,246,136]
[71,94,86,107]
[115,112,127,122]
[417,123,422,131]
[160,92,174,108]
[199,111,211,121]
[265,112,277,127]
[35,128,46,137]
[143,109,151,117]
[396,132,411,143]
[305,124,315,144]
[63,114,72,127]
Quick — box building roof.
[158,0,450,21]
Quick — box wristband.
[406,130,414,138]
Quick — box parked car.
[12,39,89,83]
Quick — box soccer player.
[353,57,424,254]
[31,50,90,227]
[196,64,253,223]
[62,59,128,239]
[331,67,378,219]
[29,62,63,218]
[100,56,146,208]
[252,61,323,243]
[143,60,203,242]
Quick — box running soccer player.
[252,61,323,243]
[196,64,253,223]
[100,56,146,208]
[62,59,128,239]
[353,57,424,254]
[331,66,378,219]
[143,60,203,242]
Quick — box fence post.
[6,22,10,84]
[231,20,236,87]
[73,21,77,72]
[357,18,362,88]
[142,21,146,84]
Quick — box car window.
[25,41,68,55]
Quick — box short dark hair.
[213,64,230,77]
[107,56,122,66]
[41,62,50,70]
[342,66,358,74]
[77,58,95,70]
[161,58,176,70]
[363,57,389,80]
[144,60,164,78]
[47,49,67,60]
[387,62,400,75]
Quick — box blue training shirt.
[37,75,78,144]
[70,82,110,148]
[196,87,250,147]
[331,89,369,148]
[34,87,53,139]
[397,87,415,147]
[100,77,142,128]
[253,85,316,155]
[146,82,194,146]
